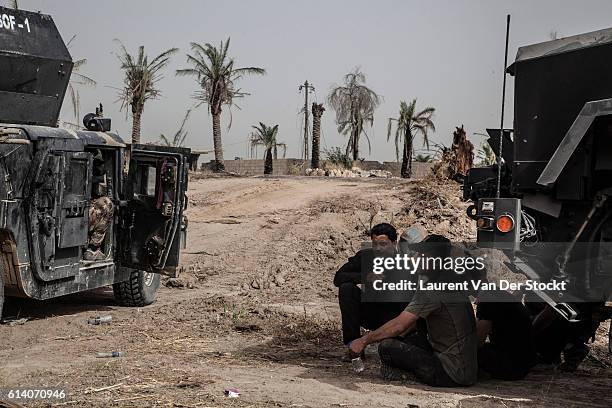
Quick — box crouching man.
[348,236,478,387]
[334,223,409,357]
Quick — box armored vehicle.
[0,6,190,318]
[464,27,612,346]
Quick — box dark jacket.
[333,249,375,287]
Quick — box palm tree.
[67,60,97,124]
[311,103,325,169]
[327,68,380,161]
[116,42,178,144]
[64,35,97,124]
[177,38,265,172]
[250,122,285,175]
[160,109,192,147]
[387,99,435,178]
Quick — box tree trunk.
[212,111,225,172]
[264,148,273,175]
[345,133,353,158]
[131,105,142,145]
[404,127,414,178]
[351,125,359,162]
[311,103,324,169]
[400,141,409,179]
[451,125,474,178]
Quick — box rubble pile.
[396,177,476,241]
[305,167,394,178]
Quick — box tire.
[113,270,160,307]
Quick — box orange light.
[476,218,487,228]
[496,214,515,233]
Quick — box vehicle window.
[146,166,157,196]
[65,159,87,196]
[135,163,157,196]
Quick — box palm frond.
[115,41,177,115]
[159,133,172,146]
[176,39,265,116]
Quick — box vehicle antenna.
[497,14,511,198]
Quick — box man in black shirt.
[476,290,536,380]
[334,223,408,349]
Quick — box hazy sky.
[10,0,612,161]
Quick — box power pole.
[299,80,315,161]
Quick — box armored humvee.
[464,27,612,346]
[0,6,190,318]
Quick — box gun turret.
[0,6,73,126]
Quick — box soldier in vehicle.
[84,150,114,261]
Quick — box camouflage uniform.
[88,196,113,248]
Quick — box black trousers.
[478,344,531,380]
[338,282,407,345]
[378,332,460,387]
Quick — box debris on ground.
[224,387,240,398]
[3,318,29,326]
[96,352,126,358]
[306,167,394,178]
[234,323,262,332]
[395,176,475,241]
[165,276,197,289]
[87,315,112,325]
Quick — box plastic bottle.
[351,357,365,373]
[88,315,112,325]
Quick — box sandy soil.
[1,175,611,408]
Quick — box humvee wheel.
[113,270,160,307]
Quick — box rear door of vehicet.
[118,144,189,275]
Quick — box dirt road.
[1,176,611,407]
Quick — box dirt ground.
[1,175,611,408]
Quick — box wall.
[201,158,434,178]
[201,158,304,176]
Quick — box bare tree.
[311,103,325,169]
[327,68,380,161]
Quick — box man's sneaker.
[84,249,105,261]
[380,363,409,381]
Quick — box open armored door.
[119,144,189,275]
[27,138,92,281]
